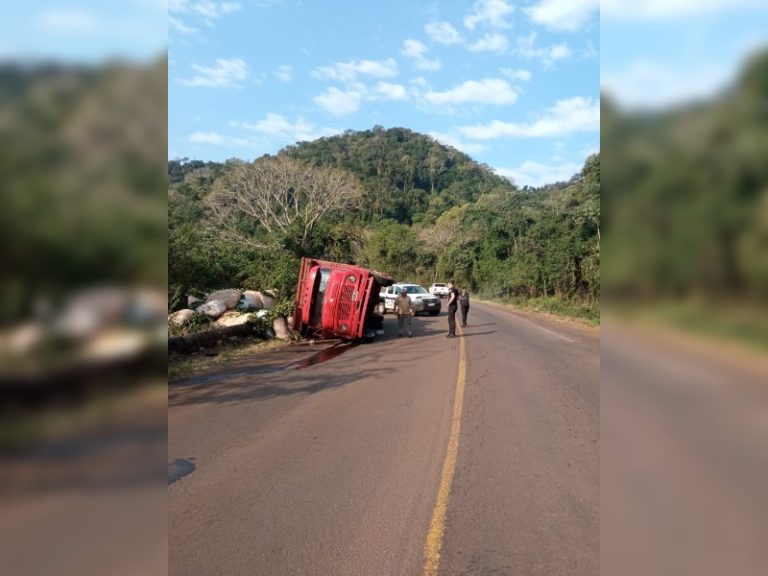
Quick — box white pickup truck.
[377,283,442,316]
[429,282,449,298]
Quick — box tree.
[206,155,364,249]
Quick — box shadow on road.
[169,364,389,407]
[458,331,496,337]
[169,314,450,408]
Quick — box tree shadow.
[169,318,444,408]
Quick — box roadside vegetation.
[169,127,600,325]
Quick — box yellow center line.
[423,323,466,576]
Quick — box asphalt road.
[169,302,599,576]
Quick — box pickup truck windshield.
[403,286,428,294]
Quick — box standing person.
[459,286,470,327]
[446,280,459,338]
[394,287,414,338]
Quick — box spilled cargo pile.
[168,288,296,354]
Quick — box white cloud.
[376,82,408,100]
[429,131,487,155]
[169,15,199,34]
[424,78,518,106]
[401,39,441,71]
[170,1,242,19]
[514,32,572,67]
[601,59,736,110]
[243,114,313,135]
[464,0,514,29]
[312,80,408,116]
[458,96,599,139]
[178,58,248,88]
[549,44,571,59]
[188,130,250,147]
[501,68,532,82]
[36,8,98,32]
[169,1,242,32]
[188,131,227,145]
[425,21,463,44]
[525,0,598,32]
[314,85,367,117]
[495,160,582,187]
[230,113,337,142]
[602,0,765,20]
[312,58,398,82]
[468,32,509,53]
[275,65,292,82]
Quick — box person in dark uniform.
[446,280,459,338]
[459,287,470,327]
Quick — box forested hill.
[171,127,518,226]
[282,127,516,225]
[169,128,600,318]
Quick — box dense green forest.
[169,128,600,319]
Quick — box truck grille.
[337,283,355,322]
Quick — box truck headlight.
[340,323,348,331]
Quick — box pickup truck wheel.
[374,302,386,315]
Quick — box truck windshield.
[309,268,332,327]
[404,286,428,294]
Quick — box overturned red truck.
[291,257,394,342]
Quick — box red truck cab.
[292,258,393,341]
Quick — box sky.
[168,0,600,187]
[6,2,762,187]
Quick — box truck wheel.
[371,270,394,286]
[375,302,386,315]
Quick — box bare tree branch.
[204,156,364,247]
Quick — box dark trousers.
[460,304,469,326]
[448,306,458,336]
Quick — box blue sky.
[602,0,768,110]
[4,2,766,186]
[169,0,600,187]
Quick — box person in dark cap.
[446,280,459,338]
